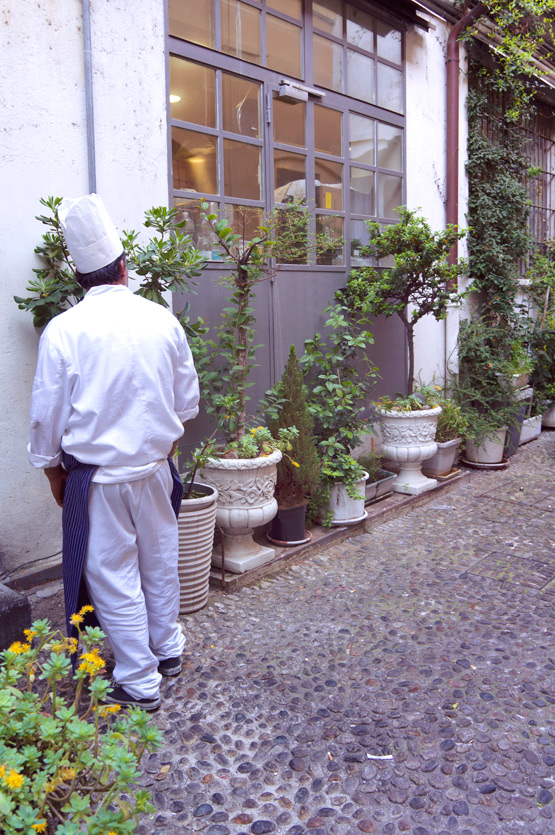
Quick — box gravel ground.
[27,431,555,835]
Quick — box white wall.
[0,0,168,573]
[405,15,469,389]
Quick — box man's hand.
[44,465,68,508]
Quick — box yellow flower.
[99,705,122,716]
[291,461,300,468]
[78,649,105,676]
[70,613,84,626]
[32,821,47,832]
[434,385,442,391]
[24,629,38,640]
[7,642,30,655]
[78,604,94,615]
[3,769,25,790]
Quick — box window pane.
[274,99,306,147]
[267,17,302,77]
[350,166,374,214]
[222,74,261,138]
[377,63,403,113]
[315,159,343,210]
[378,173,402,218]
[221,0,261,64]
[313,0,342,36]
[349,113,374,165]
[346,5,374,53]
[314,34,343,92]
[316,215,344,265]
[172,127,218,194]
[378,123,402,172]
[314,104,342,156]
[225,205,264,240]
[350,218,374,266]
[268,0,302,20]
[377,19,402,64]
[169,57,216,127]
[174,198,220,260]
[274,150,306,203]
[223,139,262,199]
[347,50,374,103]
[168,0,214,47]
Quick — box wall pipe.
[446,2,487,263]
[82,0,97,194]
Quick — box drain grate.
[468,551,555,589]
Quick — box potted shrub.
[265,345,321,546]
[194,203,324,571]
[300,301,378,525]
[355,449,396,502]
[527,251,555,428]
[342,207,467,495]
[422,394,468,477]
[456,318,520,465]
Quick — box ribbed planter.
[378,407,441,495]
[465,428,507,464]
[542,402,555,428]
[200,450,281,574]
[177,483,218,614]
[328,472,368,525]
[422,438,460,478]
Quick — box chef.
[27,193,199,710]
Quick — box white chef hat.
[58,193,123,274]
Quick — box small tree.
[343,206,466,395]
[267,345,321,508]
[14,197,205,330]
[196,201,339,445]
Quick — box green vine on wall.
[463,0,555,332]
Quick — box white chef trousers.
[83,461,185,699]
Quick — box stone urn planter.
[328,472,368,525]
[378,407,441,495]
[177,482,218,614]
[200,450,281,574]
[422,438,460,478]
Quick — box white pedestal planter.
[542,402,555,428]
[465,428,507,464]
[200,450,281,574]
[177,483,218,614]
[328,473,368,525]
[422,438,460,478]
[519,415,542,445]
[378,407,441,496]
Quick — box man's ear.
[119,255,128,285]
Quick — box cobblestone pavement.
[30,432,555,834]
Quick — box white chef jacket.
[27,284,199,481]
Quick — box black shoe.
[158,656,182,676]
[104,684,161,711]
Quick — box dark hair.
[76,252,126,290]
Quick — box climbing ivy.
[462,1,554,336]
